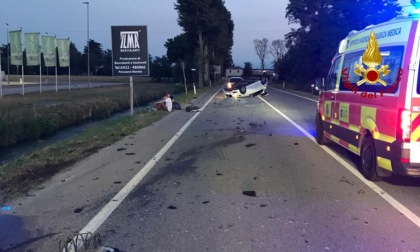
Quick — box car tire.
[239,85,246,94]
[360,136,381,181]
[315,114,328,145]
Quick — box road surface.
[1,84,419,252]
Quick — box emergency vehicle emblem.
[354,31,390,86]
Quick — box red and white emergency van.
[315,13,420,180]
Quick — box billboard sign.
[111,26,149,76]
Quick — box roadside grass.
[0,86,209,201]
[5,75,156,83]
[0,82,182,148]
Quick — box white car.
[223,76,268,98]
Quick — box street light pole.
[6,23,9,85]
[83,1,90,88]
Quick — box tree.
[243,62,253,78]
[100,49,112,76]
[69,42,83,75]
[279,0,401,89]
[165,33,192,63]
[83,39,103,76]
[174,0,234,87]
[270,40,286,64]
[150,55,173,82]
[165,33,194,84]
[254,38,269,70]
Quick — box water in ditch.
[0,107,146,166]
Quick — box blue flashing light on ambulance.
[315,11,420,181]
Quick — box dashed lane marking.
[259,95,420,229]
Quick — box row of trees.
[0,1,235,84]
[275,0,402,90]
[165,0,234,87]
[0,40,177,81]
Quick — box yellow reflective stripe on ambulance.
[377,157,392,171]
[361,106,377,131]
[377,133,396,143]
[349,124,360,133]
[339,103,349,123]
[411,112,420,142]
[349,144,359,154]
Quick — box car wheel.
[239,85,246,94]
[315,114,328,145]
[360,136,381,181]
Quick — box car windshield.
[229,78,242,83]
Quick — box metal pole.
[0,45,2,98]
[22,64,24,95]
[83,2,90,88]
[55,35,57,92]
[6,23,9,85]
[55,65,57,92]
[130,76,133,115]
[39,45,42,93]
[0,49,2,98]
[68,38,71,91]
[20,27,23,93]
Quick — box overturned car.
[223,76,268,98]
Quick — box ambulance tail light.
[397,109,412,143]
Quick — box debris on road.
[168,205,177,210]
[245,143,257,148]
[74,207,84,213]
[242,191,257,197]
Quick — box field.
[0,79,184,148]
[0,80,206,201]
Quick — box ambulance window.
[418,69,420,94]
[326,57,341,90]
[340,46,404,93]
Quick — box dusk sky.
[0,0,414,69]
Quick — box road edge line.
[269,87,318,102]
[259,96,420,229]
[66,87,223,251]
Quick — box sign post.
[111,26,149,115]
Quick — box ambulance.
[315,12,420,180]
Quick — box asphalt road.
[0,81,124,96]
[1,84,420,252]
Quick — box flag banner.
[42,36,56,67]
[10,30,22,66]
[56,39,70,67]
[25,33,40,66]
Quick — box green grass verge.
[0,82,184,148]
[0,87,209,201]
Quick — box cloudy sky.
[0,0,414,69]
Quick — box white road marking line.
[269,87,318,102]
[259,96,420,229]
[66,88,223,251]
